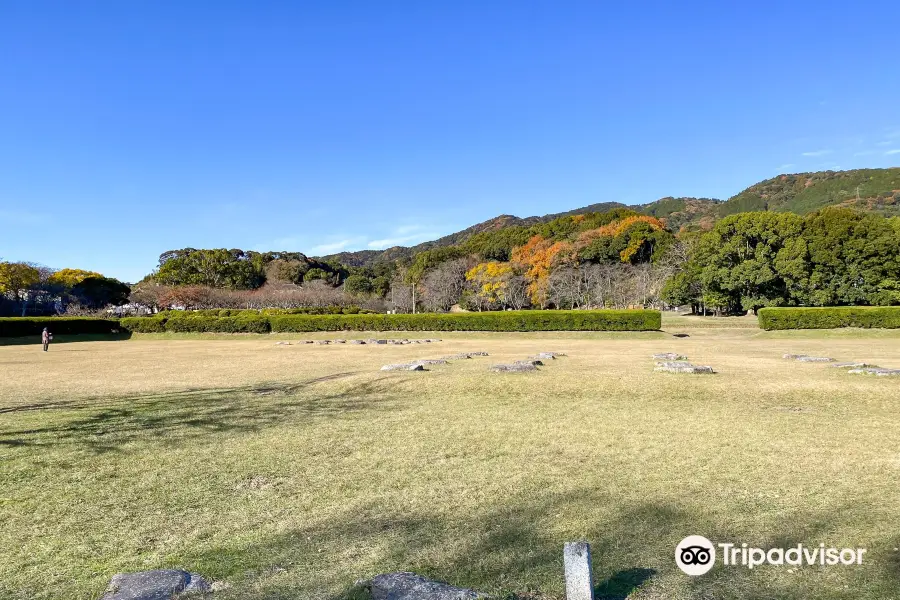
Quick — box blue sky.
[1,1,899,282]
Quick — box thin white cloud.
[394,224,425,235]
[876,141,893,147]
[367,232,437,249]
[885,149,900,155]
[310,239,361,254]
[775,163,795,172]
[801,149,832,157]
[854,150,877,157]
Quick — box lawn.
[1,325,899,599]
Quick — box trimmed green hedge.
[119,316,167,333]
[268,310,660,332]
[0,317,122,337]
[758,307,900,330]
[164,315,270,333]
[115,309,659,334]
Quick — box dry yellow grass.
[1,325,899,599]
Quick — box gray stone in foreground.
[533,352,566,359]
[381,363,426,371]
[514,359,544,366]
[349,340,366,345]
[369,572,484,600]
[100,570,210,600]
[274,341,290,345]
[442,352,489,360]
[848,367,900,376]
[413,359,449,365]
[564,542,595,600]
[490,363,538,372]
[828,361,872,368]
[782,353,807,359]
[796,356,835,362]
[652,352,686,360]
[315,340,331,345]
[334,339,346,344]
[655,360,695,368]
[655,364,714,374]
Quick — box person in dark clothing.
[42,327,51,351]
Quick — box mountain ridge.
[319,167,900,266]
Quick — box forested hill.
[321,168,900,266]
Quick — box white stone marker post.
[564,541,594,600]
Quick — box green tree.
[694,212,808,313]
[343,274,374,296]
[71,277,131,309]
[803,208,900,306]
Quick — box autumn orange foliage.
[510,235,573,307]
[594,215,665,238]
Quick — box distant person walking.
[41,327,51,352]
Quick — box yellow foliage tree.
[0,262,41,301]
[48,268,103,288]
[465,261,513,309]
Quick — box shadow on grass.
[0,332,133,346]
[154,491,899,600]
[0,373,399,453]
[594,567,656,600]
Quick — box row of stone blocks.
[784,353,900,376]
[381,351,567,372]
[98,541,598,599]
[276,338,442,346]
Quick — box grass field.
[2,319,900,599]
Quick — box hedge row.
[0,317,122,337]
[758,307,900,330]
[119,309,660,333]
[156,306,375,318]
[268,309,661,332]
[2,310,660,337]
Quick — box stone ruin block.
[380,363,426,371]
[655,360,695,368]
[315,340,331,345]
[848,367,900,376]
[654,364,714,374]
[413,359,449,366]
[652,352,686,360]
[368,571,484,600]
[828,361,872,368]
[514,359,544,366]
[796,356,835,362]
[349,340,366,345]
[490,363,538,372]
[100,570,210,600]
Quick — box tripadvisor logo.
[676,535,867,575]
[676,535,716,575]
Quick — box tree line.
[4,205,899,317]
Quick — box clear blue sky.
[2,1,898,282]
